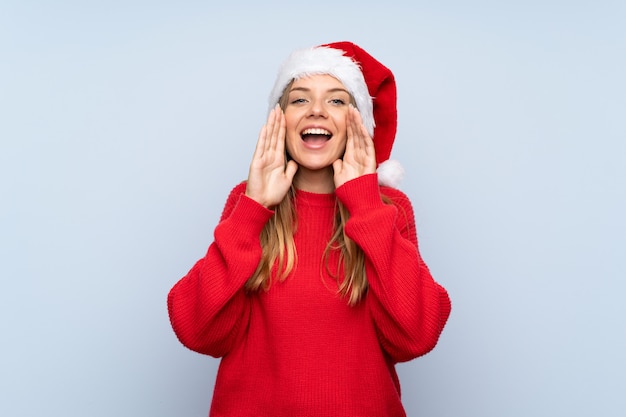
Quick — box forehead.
[291,74,348,91]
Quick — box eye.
[329,98,347,105]
[290,98,308,105]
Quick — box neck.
[293,167,335,194]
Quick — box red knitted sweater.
[168,174,451,417]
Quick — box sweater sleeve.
[335,174,451,363]
[167,182,274,357]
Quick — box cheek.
[338,140,347,156]
[332,113,349,134]
[335,131,348,148]
[284,131,299,154]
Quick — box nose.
[308,99,328,118]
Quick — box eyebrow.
[289,87,350,95]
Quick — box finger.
[348,106,364,154]
[346,107,357,157]
[352,106,373,159]
[254,124,268,159]
[284,160,298,182]
[362,123,375,158]
[332,158,343,174]
[274,108,286,155]
[265,106,279,151]
[270,104,284,151]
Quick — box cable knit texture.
[167,174,451,417]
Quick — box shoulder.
[228,181,248,197]
[379,185,412,207]
[218,181,249,221]
[379,185,416,226]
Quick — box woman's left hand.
[333,105,377,188]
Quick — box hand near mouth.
[246,105,299,208]
[333,105,377,188]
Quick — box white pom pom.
[377,159,405,188]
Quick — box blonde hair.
[244,81,368,305]
[244,187,369,306]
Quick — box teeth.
[302,128,331,136]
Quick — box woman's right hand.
[245,105,298,208]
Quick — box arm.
[335,174,451,362]
[167,182,274,357]
[168,107,296,357]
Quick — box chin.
[299,161,334,171]
[290,152,334,168]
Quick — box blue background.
[1,1,624,416]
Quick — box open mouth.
[301,128,332,145]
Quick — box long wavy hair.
[244,80,368,305]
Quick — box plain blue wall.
[1,1,624,416]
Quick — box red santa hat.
[268,41,404,188]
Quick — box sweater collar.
[294,188,336,208]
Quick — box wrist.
[335,174,383,214]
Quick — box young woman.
[168,41,451,417]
